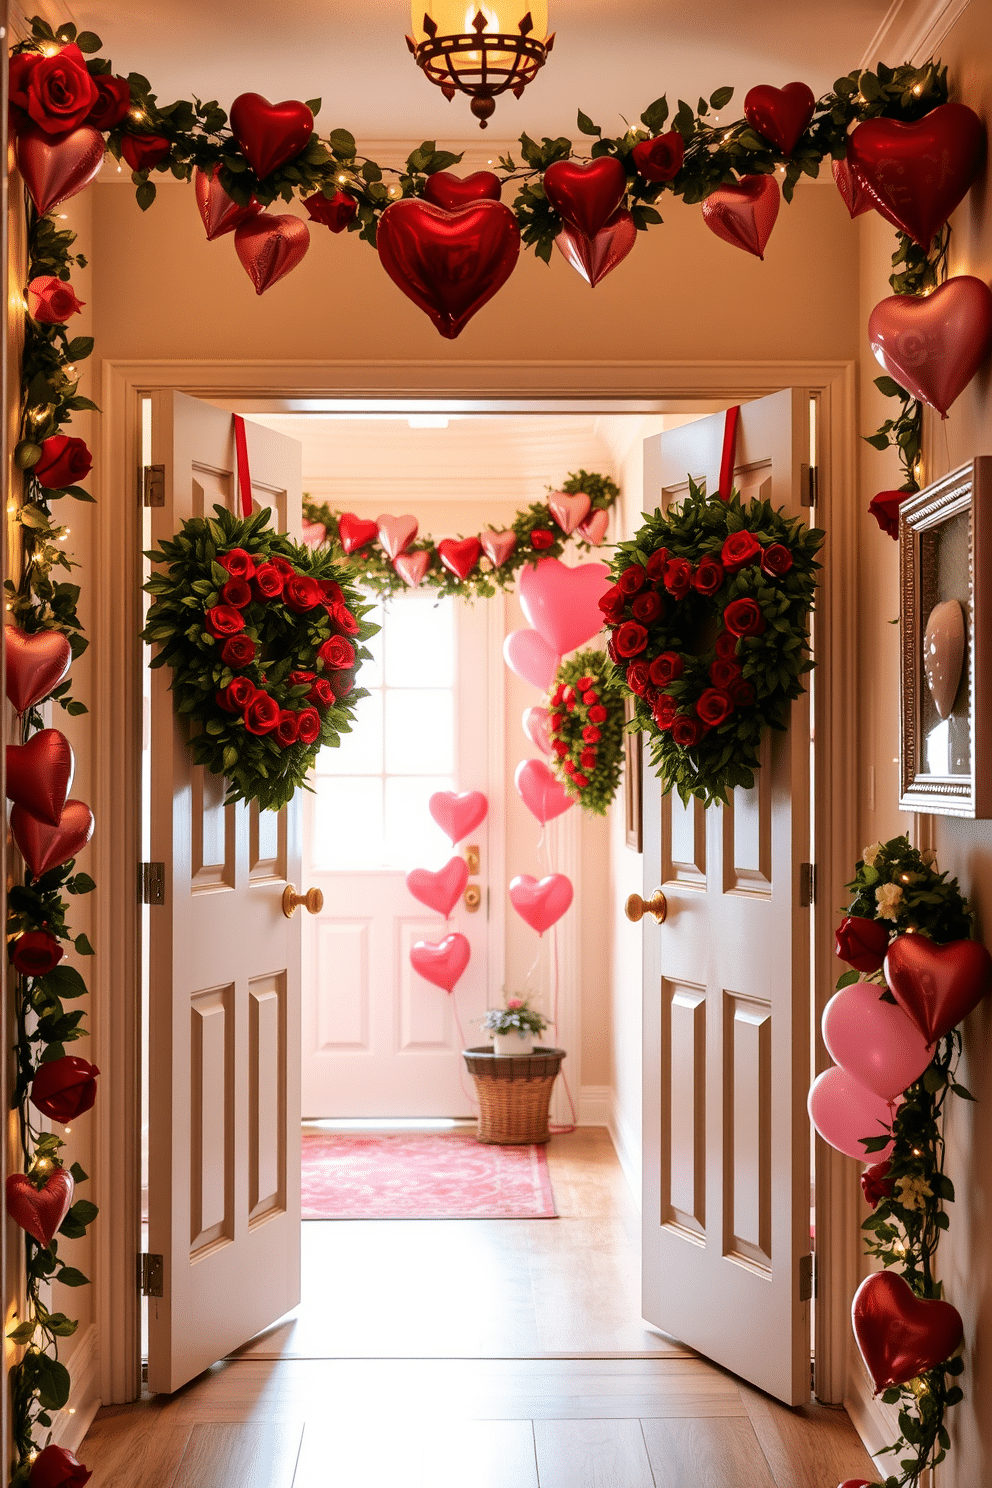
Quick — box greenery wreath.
[303,472,619,600]
[603,479,823,806]
[142,504,378,811]
[547,649,624,815]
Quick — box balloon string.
[548,917,577,1135]
[450,988,479,1114]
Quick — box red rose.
[645,547,669,581]
[599,584,625,623]
[331,670,355,699]
[626,661,650,696]
[649,652,683,686]
[580,748,597,768]
[268,555,297,578]
[723,598,766,637]
[30,1055,99,1124]
[692,556,725,595]
[561,686,574,704]
[216,677,256,712]
[551,685,565,704]
[709,659,742,689]
[530,528,554,550]
[204,604,245,638]
[274,709,300,747]
[33,434,92,490]
[120,133,172,172]
[320,635,356,670]
[614,622,648,658]
[552,739,570,757]
[631,130,685,182]
[582,725,601,742]
[760,543,794,577]
[288,670,316,687]
[8,53,39,130]
[562,759,575,774]
[618,566,647,596]
[729,678,755,706]
[26,44,98,135]
[307,678,335,708]
[714,631,740,660]
[606,636,619,663]
[28,1442,91,1488]
[218,548,256,580]
[721,530,762,571]
[869,490,912,540]
[297,707,322,744]
[581,690,598,705]
[631,591,663,624]
[663,557,692,599]
[861,1160,893,1211]
[576,676,593,689]
[283,574,323,613]
[303,189,359,232]
[85,74,132,131]
[587,704,608,724]
[244,691,280,735]
[695,688,734,727]
[671,715,704,748]
[549,711,564,728]
[835,915,890,974]
[320,580,344,604]
[573,772,589,788]
[26,276,85,325]
[10,930,63,977]
[252,563,284,599]
[220,635,257,668]
[220,577,252,609]
[330,601,360,635]
[653,695,678,729]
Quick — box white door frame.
[93,356,858,1406]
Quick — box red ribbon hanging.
[718,404,741,501]
[233,414,252,518]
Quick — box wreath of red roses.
[547,649,624,814]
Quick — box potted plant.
[482,995,548,1056]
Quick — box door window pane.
[385,777,455,869]
[385,689,453,775]
[317,692,383,775]
[384,593,455,688]
[312,777,384,870]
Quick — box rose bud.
[580,748,597,768]
[576,676,593,690]
[330,601,360,635]
[274,710,301,747]
[303,189,359,232]
[120,133,172,172]
[307,678,335,708]
[268,555,297,578]
[217,548,256,580]
[671,715,704,748]
[652,695,678,729]
[626,661,650,696]
[714,631,740,660]
[220,635,257,668]
[649,652,684,687]
[33,434,92,490]
[709,658,742,689]
[552,740,570,758]
[588,704,608,724]
[85,74,132,131]
[572,772,589,788]
[631,591,663,624]
[631,130,685,182]
[10,930,64,977]
[760,543,794,577]
[723,597,766,637]
[29,1443,92,1487]
[297,707,322,745]
[692,556,724,595]
[220,578,252,609]
[204,604,246,638]
[330,670,355,699]
[598,584,625,623]
[582,690,598,705]
[861,1160,893,1210]
[663,558,692,599]
[869,490,912,540]
[283,574,323,613]
[26,276,85,325]
[645,547,669,580]
[216,677,256,713]
[617,566,647,597]
[720,530,762,571]
[530,529,554,550]
[582,725,601,742]
[835,914,889,974]
[252,563,284,600]
[30,1055,99,1123]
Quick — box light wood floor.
[82,1128,876,1487]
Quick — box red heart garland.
[337,513,379,555]
[229,92,314,180]
[554,208,637,287]
[376,199,521,340]
[743,82,816,155]
[5,625,72,714]
[847,103,986,248]
[6,728,74,827]
[423,170,502,209]
[831,157,875,219]
[543,157,628,239]
[194,164,262,241]
[868,275,992,419]
[702,175,780,259]
[11,798,94,879]
[16,124,105,216]
[852,1270,963,1391]
[438,537,482,581]
[884,933,992,1045]
[234,215,311,295]
[5,1167,74,1248]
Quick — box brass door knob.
[625,889,668,924]
[282,884,324,919]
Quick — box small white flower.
[876,882,904,921]
[896,1175,933,1212]
[863,842,884,867]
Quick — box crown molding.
[861,0,971,66]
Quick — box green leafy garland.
[142,506,379,811]
[547,650,624,814]
[302,471,619,601]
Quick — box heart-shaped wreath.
[547,649,625,814]
[142,505,378,811]
[602,480,822,805]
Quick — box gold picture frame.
[624,697,643,851]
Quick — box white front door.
[146,392,303,1392]
[640,389,814,1406]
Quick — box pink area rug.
[301,1130,557,1220]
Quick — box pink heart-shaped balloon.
[394,551,430,588]
[409,933,471,992]
[868,276,992,419]
[338,513,379,555]
[301,519,326,548]
[884,933,992,1046]
[16,124,104,216]
[5,1167,74,1249]
[514,758,575,825]
[821,980,932,1101]
[194,164,262,241]
[852,1270,963,1393]
[481,529,517,568]
[522,706,552,755]
[7,728,75,827]
[502,628,559,690]
[832,157,874,220]
[702,175,780,259]
[509,873,574,935]
[578,509,610,546]
[518,558,611,657]
[234,214,310,295]
[438,537,482,581]
[547,491,591,536]
[406,856,470,918]
[554,208,638,287]
[429,790,488,846]
[377,514,419,561]
[11,798,94,879]
[5,626,72,714]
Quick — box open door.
[640,389,814,1406]
[146,392,303,1393]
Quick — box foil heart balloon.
[406,856,470,918]
[924,599,965,720]
[16,124,105,216]
[868,276,992,419]
[509,873,574,935]
[234,214,311,295]
[229,92,314,180]
[194,164,262,241]
[832,157,875,219]
[543,156,628,239]
[377,515,418,560]
[394,551,430,588]
[554,208,637,287]
[376,198,520,340]
[502,629,559,690]
[480,530,517,568]
[301,518,326,548]
[5,626,72,714]
[409,932,471,992]
[579,509,609,546]
[423,170,502,209]
[514,758,575,825]
[852,1271,963,1391]
[7,728,75,828]
[522,706,553,755]
[338,513,379,555]
[743,82,816,155]
[847,103,985,248]
[5,1167,74,1248]
[547,491,591,535]
[438,537,482,581]
[429,790,488,845]
[518,558,611,656]
[884,933,992,1045]
[821,980,932,1101]
[12,798,94,878]
[806,1066,896,1162]
[702,175,780,259]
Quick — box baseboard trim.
[607,1091,641,1212]
[845,1347,911,1484]
[47,1321,100,1455]
[576,1086,613,1126]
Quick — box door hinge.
[799,861,816,909]
[139,1252,164,1297]
[800,463,819,508]
[139,861,165,906]
[799,1252,814,1303]
[141,464,165,507]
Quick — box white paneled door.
[146,392,303,1393]
[640,390,814,1406]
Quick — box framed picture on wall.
[899,457,992,817]
[624,698,643,851]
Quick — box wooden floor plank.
[171,1424,303,1488]
[740,1386,878,1488]
[533,1419,656,1488]
[420,1420,539,1488]
[641,1416,778,1488]
[76,1416,191,1488]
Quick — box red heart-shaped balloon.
[884,933,992,1045]
[852,1270,963,1391]
[868,275,992,419]
[234,214,310,295]
[5,1167,74,1248]
[424,170,502,209]
[16,124,105,216]
[229,92,314,180]
[5,625,72,714]
[832,158,875,219]
[438,537,482,581]
[11,798,94,879]
[337,513,379,555]
[847,103,986,248]
[194,164,262,241]
[406,856,470,918]
[7,728,74,827]
[702,175,780,259]
[744,82,816,156]
[509,873,574,935]
[554,207,637,287]
[543,157,628,239]
[376,199,520,340]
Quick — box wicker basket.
[462,1046,566,1145]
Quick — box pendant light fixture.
[407,4,554,129]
